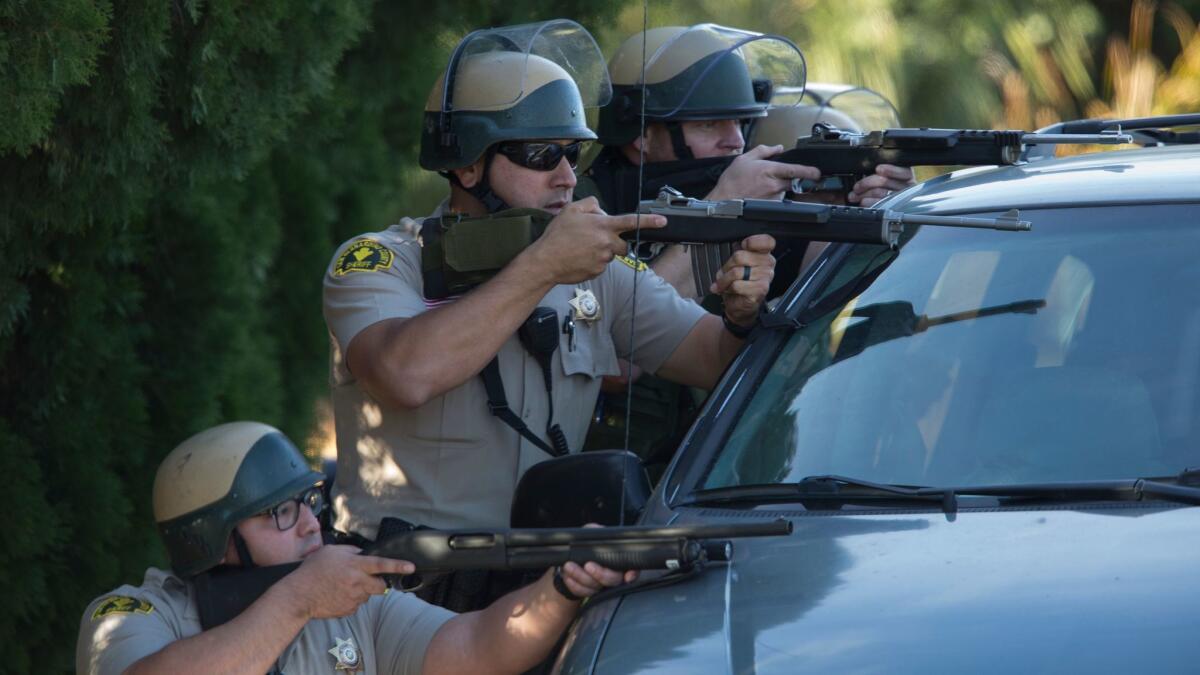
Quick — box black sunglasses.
[495,141,585,171]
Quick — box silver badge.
[328,637,362,671]
[568,287,600,322]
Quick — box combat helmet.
[597,24,807,158]
[154,421,324,578]
[750,82,901,147]
[420,19,611,212]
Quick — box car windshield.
[702,203,1200,491]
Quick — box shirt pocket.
[559,320,620,379]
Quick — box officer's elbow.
[364,370,434,410]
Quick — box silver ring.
[742,265,752,282]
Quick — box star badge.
[328,637,362,671]
[568,287,600,323]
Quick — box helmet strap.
[665,122,694,161]
[231,528,257,569]
[446,148,512,214]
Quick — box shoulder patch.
[334,239,394,276]
[617,255,648,272]
[92,596,154,621]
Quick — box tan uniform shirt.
[323,207,706,534]
[76,567,453,675]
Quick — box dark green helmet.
[420,19,610,172]
[597,24,807,147]
[153,422,324,578]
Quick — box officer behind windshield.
[321,20,775,611]
[77,422,633,675]
[578,27,914,460]
[581,24,914,295]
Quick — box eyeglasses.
[495,141,584,171]
[263,486,325,531]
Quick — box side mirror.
[510,451,651,528]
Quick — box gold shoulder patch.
[92,596,154,620]
[334,239,394,276]
[617,255,648,272]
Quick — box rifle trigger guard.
[388,572,428,593]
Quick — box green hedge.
[0,1,614,670]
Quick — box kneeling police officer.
[77,422,633,675]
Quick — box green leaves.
[0,2,622,669]
[0,0,112,156]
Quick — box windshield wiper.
[678,474,960,515]
[680,469,1200,514]
[917,468,1200,506]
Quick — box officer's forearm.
[347,253,557,409]
[123,581,309,675]
[422,570,576,675]
[648,244,697,299]
[655,314,739,390]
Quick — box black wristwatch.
[722,305,766,339]
[552,566,583,602]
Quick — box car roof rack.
[1024,112,1200,161]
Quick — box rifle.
[624,188,1032,297]
[418,189,1031,301]
[194,519,792,629]
[758,124,1133,193]
[590,124,1132,213]
[630,187,1031,248]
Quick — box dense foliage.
[0,1,613,670]
[2,0,1195,670]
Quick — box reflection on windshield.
[705,205,1200,490]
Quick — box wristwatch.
[552,566,583,602]
[722,304,767,339]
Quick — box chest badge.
[568,287,600,323]
[328,637,362,671]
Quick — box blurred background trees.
[2,1,1196,669]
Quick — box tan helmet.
[154,421,324,578]
[597,24,806,156]
[419,21,608,196]
[748,104,865,148]
[749,83,902,148]
[419,20,609,212]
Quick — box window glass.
[704,204,1200,489]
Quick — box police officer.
[77,422,633,675]
[321,20,774,607]
[579,29,915,459]
[583,24,915,295]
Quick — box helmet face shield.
[441,19,611,111]
[803,83,902,130]
[421,19,609,170]
[647,26,807,120]
[599,24,806,145]
[749,84,902,148]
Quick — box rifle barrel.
[502,519,792,547]
[1021,132,1133,145]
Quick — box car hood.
[567,504,1200,674]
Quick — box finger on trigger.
[749,144,784,158]
[363,555,414,576]
[620,213,666,231]
[779,163,820,180]
[876,164,913,179]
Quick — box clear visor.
[440,19,611,113]
[802,83,902,130]
[646,24,806,118]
